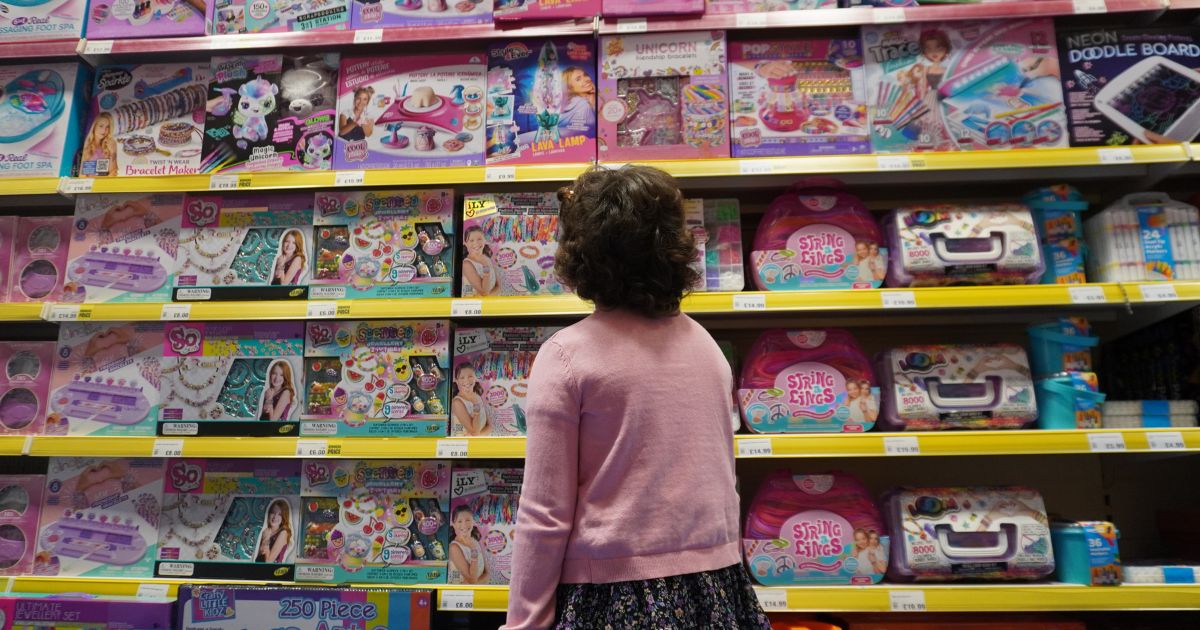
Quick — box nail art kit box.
[494,0,596,20]
[87,0,208,38]
[156,458,301,581]
[0,62,88,178]
[0,475,44,576]
[157,322,306,437]
[35,457,165,578]
[450,327,560,437]
[9,216,71,303]
[0,0,86,43]
[0,342,55,436]
[208,0,349,34]
[296,460,450,584]
[460,193,562,298]
[447,467,522,585]
[177,586,432,630]
[351,0,491,29]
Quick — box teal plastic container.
[1036,374,1106,429]
[1051,521,1121,585]
[1027,322,1098,376]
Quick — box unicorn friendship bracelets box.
[157,458,301,581]
[209,0,349,34]
[302,320,451,437]
[87,0,207,38]
[36,457,165,579]
[296,459,450,584]
[0,63,88,179]
[157,322,306,437]
[460,193,561,298]
[48,322,165,437]
[65,193,185,304]
[0,0,85,42]
[451,327,560,437]
[310,189,455,300]
[178,586,432,629]
[448,467,522,585]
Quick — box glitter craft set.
[450,327,560,437]
[65,193,184,304]
[448,467,522,585]
[460,193,561,298]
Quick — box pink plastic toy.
[738,329,878,433]
[744,470,887,585]
[0,475,43,576]
[8,216,70,303]
[0,342,54,436]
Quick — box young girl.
[81,112,118,177]
[271,230,307,286]
[338,87,375,141]
[462,226,499,296]
[260,361,296,421]
[451,363,489,436]
[256,499,293,563]
[450,504,490,584]
[848,378,879,424]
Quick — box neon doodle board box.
[494,0,596,20]
[208,0,350,34]
[157,322,306,437]
[0,593,174,629]
[35,457,165,579]
[0,63,89,179]
[0,0,86,43]
[450,327,561,436]
[447,467,522,585]
[460,193,561,298]
[177,586,432,630]
[0,475,44,576]
[351,0,491,28]
[0,342,56,437]
[310,189,455,300]
[1058,27,1200,146]
[156,458,301,581]
[302,320,451,437]
[296,459,450,584]
[87,0,207,38]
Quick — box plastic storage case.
[884,205,1044,287]
[1050,520,1121,585]
[687,198,744,292]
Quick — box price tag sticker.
[209,174,246,191]
[484,166,517,183]
[884,436,921,456]
[1098,147,1134,164]
[307,302,338,319]
[739,160,773,175]
[1088,433,1127,453]
[334,170,365,187]
[136,583,170,599]
[877,155,912,171]
[889,590,927,612]
[152,439,184,458]
[451,299,483,317]
[58,178,94,195]
[439,590,475,610]
[755,589,788,611]
[737,438,773,458]
[296,440,328,457]
[735,13,767,28]
[160,304,191,321]
[353,28,384,44]
[1072,0,1107,13]
[1068,286,1107,304]
[1147,431,1186,451]
[44,305,80,322]
[881,291,917,309]
[732,293,767,311]
[83,39,114,55]
[616,18,647,33]
[1139,284,1178,301]
[872,7,905,23]
[436,439,469,459]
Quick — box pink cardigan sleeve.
[502,341,580,630]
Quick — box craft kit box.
[178,586,432,630]
[0,0,86,42]
[494,0,595,20]
[460,193,561,298]
[0,342,55,436]
[602,0,702,16]
[0,593,175,629]
[351,0,490,28]
[447,467,522,585]
[7,216,71,303]
[687,197,744,292]
[208,0,349,34]
[0,216,14,301]
[87,0,208,38]
[0,63,89,178]
[450,327,560,436]
[0,475,44,576]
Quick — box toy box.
[352,0,490,28]
[0,0,86,43]
[208,0,349,34]
[47,322,164,437]
[335,54,486,170]
[302,320,450,437]
[884,486,1054,581]
[460,193,560,298]
[878,344,1038,431]
[64,193,185,304]
[687,197,744,292]
[0,475,43,576]
[174,192,314,301]
[448,467,521,585]
[486,38,596,165]
[177,586,432,630]
[739,329,879,433]
[863,19,1067,152]
[709,0,837,12]
[495,0,595,20]
[157,322,306,437]
[0,63,88,178]
[1024,184,1088,284]
[0,216,14,300]
[87,0,207,38]
[1058,28,1200,146]
[157,458,301,580]
[296,460,450,583]
[598,31,729,161]
[744,470,886,585]
[35,457,165,579]
[203,54,340,173]
[884,205,1044,287]
[0,343,54,436]
[310,189,455,300]
[1051,520,1120,586]
[1,593,174,629]
[602,0,702,16]
[8,216,70,303]
[730,39,869,158]
[752,183,885,291]
[450,327,560,436]
[81,64,209,178]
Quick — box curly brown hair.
[554,165,699,318]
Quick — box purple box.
[0,593,173,629]
[177,586,431,629]
[601,0,702,16]
[87,0,208,39]
[351,0,491,29]
[8,217,70,303]
[0,343,55,437]
[208,0,349,34]
[0,475,43,576]
[495,0,596,20]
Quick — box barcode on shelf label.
[877,155,912,171]
[209,174,248,191]
[353,28,384,44]
[889,590,927,612]
[58,178,95,195]
[872,8,905,23]
[733,293,767,311]
[735,13,767,28]
[440,590,475,610]
[1072,0,1107,14]
[160,304,191,321]
[739,160,773,175]
[44,305,80,322]
[307,302,338,319]
[884,436,921,456]
[436,439,469,459]
[1139,284,1178,301]
[334,170,365,187]
[296,440,328,457]
[161,422,199,436]
[152,439,184,458]
[1068,286,1107,304]
[1088,433,1127,453]
[451,299,483,317]
[136,583,170,599]
[881,291,917,309]
[1147,431,1186,451]
[485,166,517,183]
[755,589,788,611]
[737,439,773,458]
[616,18,647,33]
[83,39,114,55]
[1098,147,1133,164]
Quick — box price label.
[732,293,767,311]
[83,39,114,55]
[1098,147,1133,164]
[1072,0,1107,14]
[735,13,767,28]
[1088,433,1127,453]
[152,439,184,458]
[58,178,94,195]
[439,590,475,610]
[160,304,191,321]
[889,590,927,612]
[209,174,247,191]
[1147,431,1186,451]
[1139,284,1178,301]
[872,8,905,23]
[44,305,80,322]
[334,170,365,187]
[739,160,773,175]
[485,166,517,183]
[755,589,788,611]
[737,438,773,458]
[1068,286,1107,304]
[451,299,483,317]
[884,436,921,456]
[136,583,170,599]
[436,439,469,459]
[881,291,917,309]
[296,440,328,457]
[353,28,384,44]
[21,436,32,456]
[616,18,647,33]
[307,302,338,319]
[877,155,912,171]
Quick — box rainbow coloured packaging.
[451,327,561,436]
[0,342,54,436]
[47,322,165,436]
[64,193,185,304]
[752,183,885,291]
[486,38,596,166]
[0,593,174,629]
[0,216,14,300]
[744,470,887,585]
[302,320,451,437]
[598,31,729,162]
[448,467,521,585]
[877,344,1038,431]
[739,329,879,433]
[884,205,1044,287]
[178,586,432,630]
[686,198,744,292]
[730,39,869,158]
[8,216,70,303]
[208,0,349,34]
[0,62,88,179]
[884,486,1054,581]
[460,193,561,298]
[157,322,306,437]
[310,189,455,300]
[863,19,1067,153]
[157,458,301,581]
[296,459,450,584]
[601,0,702,16]
[335,54,486,170]
[494,0,595,20]
[0,475,44,576]
[35,457,165,578]
[0,0,85,43]
[174,192,314,301]
[352,0,490,28]
[87,0,207,38]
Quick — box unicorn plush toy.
[233,76,279,148]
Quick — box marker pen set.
[1084,193,1200,282]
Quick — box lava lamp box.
[0,475,44,576]
[208,0,349,34]
[730,39,870,158]
[460,193,562,298]
[156,458,301,581]
[47,322,165,437]
[1058,27,1200,146]
[8,216,70,303]
[494,0,596,21]
[485,38,596,166]
[1,593,175,629]
[863,19,1067,153]
[35,457,165,579]
[450,327,561,436]
[351,0,490,28]
[0,62,88,178]
[295,459,450,584]
[302,320,451,437]
[309,189,455,300]
[0,342,55,437]
[0,0,86,42]
[87,0,208,38]
[177,586,432,630]
[335,54,486,170]
[157,322,306,437]
[447,467,522,585]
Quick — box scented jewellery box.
[157,322,306,437]
[460,193,561,298]
[8,216,71,303]
[0,475,44,576]
[0,62,88,179]
[450,327,561,437]
[448,467,522,585]
[178,586,432,630]
[0,342,55,436]
[296,459,450,584]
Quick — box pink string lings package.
[744,470,887,585]
[448,467,522,585]
[0,342,55,436]
[884,486,1054,581]
[0,475,44,576]
[450,327,561,437]
[8,216,70,303]
[739,329,879,434]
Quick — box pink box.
[87,0,209,39]
[0,475,43,576]
[8,216,70,303]
[0,216,15,301]
[708,0,836,12]
[0,342,54,436]
[448,467,522,584]
[598,31,729,162]
[351,0,492,29]
[601,0,703,16]
[495,0,597,20]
